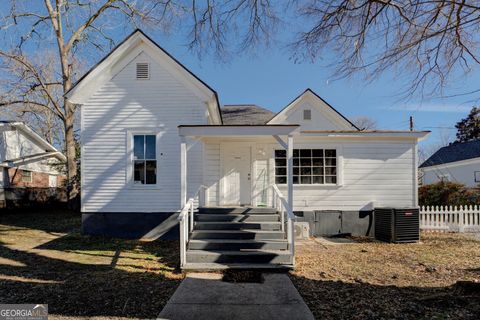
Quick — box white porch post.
[180,136,187,207]
[287,134,293,211]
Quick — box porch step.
[198,207,277,215]
[190,230,285,240]
[188,239,288,250]
[195,213,280,222]
[182,262,293,271]
[186,249,292,264]
[194,221,281,231]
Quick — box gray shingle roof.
[221,105,275,125]
[419,140,480,168]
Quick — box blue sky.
[143,28,478,155]
[1,2,479,156]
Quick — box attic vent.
[303,109,312,120]
[136,63,149,79]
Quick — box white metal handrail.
[178,185,207,268]
[271,184,295,263]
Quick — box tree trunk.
[64,99,77,206]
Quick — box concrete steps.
[198,207,277,214]
[195,213,280,222]
[191,229,285,240]
[186,250,292,264]
[184,207,293,270]
[182,262,293,271]
[195,221,281,231]
[188,239,288,250]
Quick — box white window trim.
[273,146,343,187]
[126,129,163,189]
[475,171,480,183]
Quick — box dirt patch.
[0,211,184,319]
[291,233,480,319]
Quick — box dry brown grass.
[0,211,183,319]
[291,233,480,320]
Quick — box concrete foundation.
[296,210,374,237]
[82,212,179,240]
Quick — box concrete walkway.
[158,272,314,320]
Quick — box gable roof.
[267,88,359,130]
[221,105,275,125]
[420,140,480,168]
[0,121,66,163]
[65,29,222,124]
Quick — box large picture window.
[275,149,337,185]
[133,134,157,185]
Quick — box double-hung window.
[133,134,157,185]
[22,170,32,183]
[275,149,337,185]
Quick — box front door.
[222,145,251,205]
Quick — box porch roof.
[178,124,300,137]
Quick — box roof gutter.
[0,122,67,162]
[301,130,430,140]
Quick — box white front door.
[222,145,251,205]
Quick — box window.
[439,174,450,182]
[275,149,337,185]
[136,62,149,79]
[303,109,312,120]
[133,134,157,184]
[22,170,32,183]
[474,171,480,182]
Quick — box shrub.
[419,181,480,206]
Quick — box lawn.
[291,234,480,320]
[0,211,183,319]
[2,212,479,320]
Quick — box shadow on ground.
[290,271,480,320]
[0,212,183,319]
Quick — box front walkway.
[158,272,314,320]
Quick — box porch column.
[287,134,293,211]
[180,136,187,207]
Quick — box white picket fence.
[420,205,480,232]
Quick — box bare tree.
[352,116,377,130]
[0,50,69,146]
[2,0,480,204]
[292,1,480,99]
[0,0,176,202]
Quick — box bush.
[419,181,480,206]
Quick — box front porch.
[177,125,299,269]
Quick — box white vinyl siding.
[81,51,207,212]
[203,138,416,211]
[0,127,62,175]
[421,158,480,187]
[203,142,220,206]
[279,139,416,210]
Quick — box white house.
[66,30,429,269]
[420,140,480,187]
[0,121,66,207]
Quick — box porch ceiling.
[178,124,300,137]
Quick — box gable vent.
[136,63,149,79]
[303,109,312,120]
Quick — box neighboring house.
[0,121,67,207]
[420,140,480,187]
[66,30,429,269]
